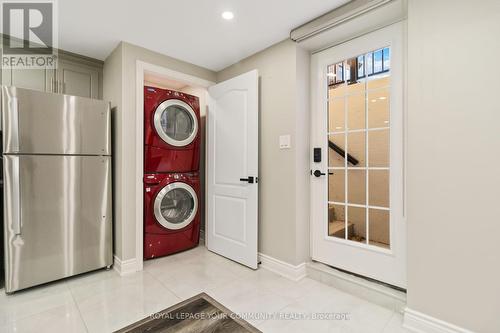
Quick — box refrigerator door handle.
[12,156,22,235]
[10,97,20,152]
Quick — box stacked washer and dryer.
[143,86,201,259]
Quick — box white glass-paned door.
[310,23,406,288]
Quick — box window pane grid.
[328,201,390,211]
[327,46,391,248]
[327,126,390,135]
[327,48,392,89]
[328,85,391,101]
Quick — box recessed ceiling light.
[222,11,234,20]
[379,96,387,100]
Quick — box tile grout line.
[108,248,397,330]
[142,249,399,331]
[380,310,398,333]
[0,283,76,329]
[143,249,251,301]
[66,281,90,333]
[254,279,347,328]
[142,269,184,300]
[1,247,400,333]
[145,264,249,301]
[144,260,290,328]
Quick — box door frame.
[309,22,407,287]
[134,60,215,271]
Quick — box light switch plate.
[279,135,291,149]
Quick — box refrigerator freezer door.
[2,86,111,155]
[3,155,113,292]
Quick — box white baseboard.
[113,255,140,276]
[403,308,476,333]
[258,253,307,281]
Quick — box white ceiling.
[59,0,349,71]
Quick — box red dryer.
[143,172,200,259]
[144,86,201,173]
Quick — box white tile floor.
[0,245,411,333]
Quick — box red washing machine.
[143,172,200,259]
[144,86,201,173]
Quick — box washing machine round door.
[153,99,198,147]
[154,182,198,230]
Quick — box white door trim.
[134,60,215,271]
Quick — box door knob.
[240,176,254,184]
[313,170,325,177]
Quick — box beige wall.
[407,1,500,332]
[217,40,310,265]
[104,42,216,261]
[294,45,311,264]
[102,44,123,258]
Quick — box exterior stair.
[329,220,354,238]
[328,205,354,238]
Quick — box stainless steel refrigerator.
[2,86,113,293]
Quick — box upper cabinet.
[56,59,100,99]
[2,67,54,92]
[1,51,103,99]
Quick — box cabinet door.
[2,68,55,92]
[57,60,99,99]
[2,68,11,86]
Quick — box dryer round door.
[153,182,198,230]
[153,99,198,147]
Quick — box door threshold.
[307,261,406,312]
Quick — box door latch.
[313,170,325,177]
[311,170,334,177]
[239,176,254,184]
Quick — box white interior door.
[311,23,406,288]
[207,70,259,269]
